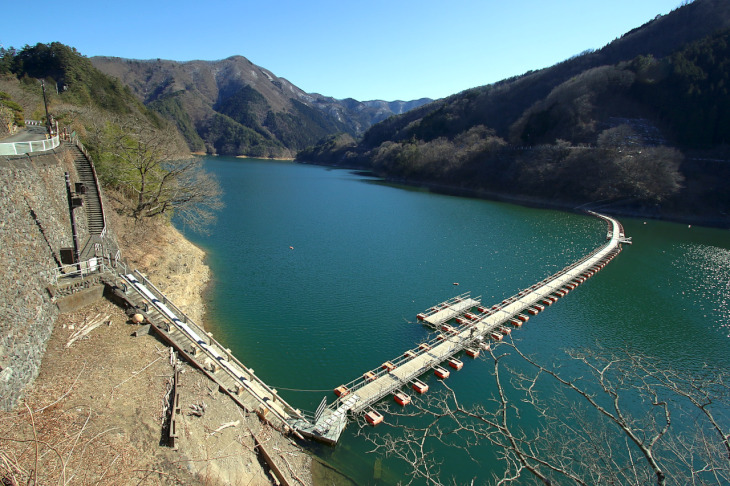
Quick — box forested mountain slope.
[0,43,153,122]
[92,56,431,158]
[298,0,730,225]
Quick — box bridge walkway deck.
[319,212,624,433]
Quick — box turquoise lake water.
[178,156,730,484]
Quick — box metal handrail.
[49,256,104,285]
[127,269,305,421]
[45,247,306,426]
[329,212,624,412]
[69,132,107,238]
[110,267,296,427]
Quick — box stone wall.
[0,148,90,410]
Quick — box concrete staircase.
[67,142,105,236]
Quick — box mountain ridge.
[297,0,730,226]
[91,55,432,157]
[358,0,730,148]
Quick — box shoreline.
[5,202,316,485]
[297,160,730,229]
[236,154,296,161]
[399,179,730,228]
[125,218,319,484]
[167,221,352,484]
[192,151,296,162]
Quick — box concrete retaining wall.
[0,148,90,410]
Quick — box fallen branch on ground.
[66,314,110,348]
[281,454,307,486]
[207,420,241,438]
[189,401,207,417]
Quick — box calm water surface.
[179,157,730,484]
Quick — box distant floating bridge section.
[309,211,627,443]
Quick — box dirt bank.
[110,211,210,324]
[0,212,313,485]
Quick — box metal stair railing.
[69,133,107,238]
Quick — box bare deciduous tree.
[97,118,223,233]
[357,340,730,485]
[615,146,685,202]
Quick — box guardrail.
[0,134,60,155]
[127,270,303,417]
[48,252,125,285]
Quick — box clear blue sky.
[2,0,684,101]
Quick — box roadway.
[1,126,49,142]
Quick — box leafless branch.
[356,339,730,485]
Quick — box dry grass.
[0,301,190,485]
[1,213,313,485]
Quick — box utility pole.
[41,80,52,136]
